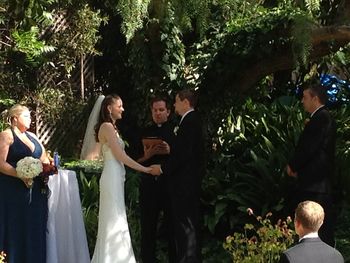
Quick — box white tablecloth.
[47,169,90,263]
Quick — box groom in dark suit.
[151,89,205,263]
[279,200,343,263]
[286,80,337,246]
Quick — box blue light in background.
[320,74,350,106]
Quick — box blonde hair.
[295,201,324,232]
[7,104,30,125]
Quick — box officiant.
[134,94,176,263]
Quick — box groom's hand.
[150,164,162,176]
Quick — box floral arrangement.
[16,157,43,187]
[223,208,296,263]
[41,162,58,176]
[0,251,6,263]
[173,126,179,135]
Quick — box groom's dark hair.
[177,89,199,108]
[94,94,121,142]
[302,79,328,105]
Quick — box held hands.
[149,164,162,176]
[143,165,161,176]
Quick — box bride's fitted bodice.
[100,136,126,181]
[101,136,125,161]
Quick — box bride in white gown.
[87,94,152,263]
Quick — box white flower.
[16,157,43,180]
[174,126,179,135]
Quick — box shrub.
[223,208,296,263]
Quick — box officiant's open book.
[142,137,163,148]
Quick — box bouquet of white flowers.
[16,156,43,188]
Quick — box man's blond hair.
[295,201,324,232]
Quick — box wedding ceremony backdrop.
[1,0,350,262]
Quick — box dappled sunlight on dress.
[91,137,136,263]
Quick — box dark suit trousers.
[170,189,201,263]
[140,176,175,263]
[296,191,336,247]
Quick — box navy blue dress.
[0,129,48,263]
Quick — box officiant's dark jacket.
[162,110,205,263]
[289,106,336,194]
[279,237,344,263]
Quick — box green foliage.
[291,15,312,67]
[223,209,296,263]
[34,86,87,124]
[77,170,100,254]
[304,0,321,17]
[64,159,103,174]
[12,26,55,65]
[71,5,108,56]
[171,0,210,35]
[0,97,15,132]
[160,4,186,88]
[45,5,107,77]
[335,204,350,262]
[333,105,350,203]
[202,96,304,234]
[117,0,151,42]
[223,2,312,64]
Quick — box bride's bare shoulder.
[100,122,114,131]
[98,122,116,142]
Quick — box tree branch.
[234,25,350,92]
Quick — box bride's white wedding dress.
[91,137,136,263]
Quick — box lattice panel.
[36,103,92,157]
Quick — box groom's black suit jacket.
[162,110,205,197]
[161,110,205,263]
[289,106,336,194]
[279,237,344,263]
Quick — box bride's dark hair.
[94,94,121,142]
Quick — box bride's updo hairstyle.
[94,94,121,142]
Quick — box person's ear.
[107,105,112,114]
[184,98,190,107]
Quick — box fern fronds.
[305,0,321,16]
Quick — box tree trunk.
[80,54,85,99]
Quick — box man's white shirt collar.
[179,109,194,125]
[311,105,325,118]
[299,232,319,242]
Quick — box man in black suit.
[151,89,205,263]
[286,80,337,246]
[136,95,176,263]
[279,200,343,263]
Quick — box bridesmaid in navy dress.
[0,104,50,263]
